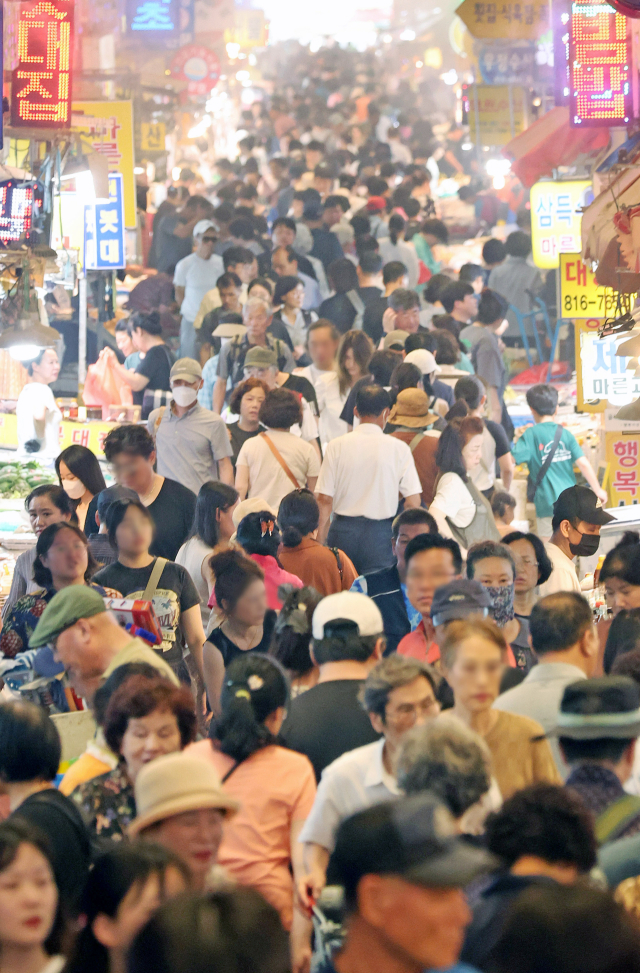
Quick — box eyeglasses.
[386,698,440,723]
[514,556,538,569]
[202,237,217,243]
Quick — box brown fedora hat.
[388,388,438,428]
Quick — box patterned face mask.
[486,583,515,628]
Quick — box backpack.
[227,336,289,383]
[345,290,366,330]
[596,794,640,845]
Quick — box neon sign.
[10,0,74,128]
[569,0,632,127]
[0,181,34,243]
[126,0,179,37]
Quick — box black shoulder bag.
[526,425,564,503]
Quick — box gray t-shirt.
[148,402,232,496]
[472,330,506,396]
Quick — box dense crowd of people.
[6,44,640,973]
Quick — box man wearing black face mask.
[538,486,614,598]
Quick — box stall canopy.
[582,164,640,267]
[501,106,609,188]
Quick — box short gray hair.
[397,718,491,818]
[243,297,271,320]
[360,655,437,720]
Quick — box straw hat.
[388,388,438,428]
[128,752,239,837]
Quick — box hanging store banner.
[575,317,640,413]
[605,430,640,506]
[568,0,633,128]
[466,84,526,146]
[84,173,125,271]
[10,0,74,129]
[170,45,220,96]
[530,181,592,269]
[477,42,537,84]
[559,253,623,319]
[455,0,550,39]
[71,101,136,228]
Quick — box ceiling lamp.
[0,312,60,361]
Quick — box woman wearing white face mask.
[55,445,106,535]
[147,359,234,497]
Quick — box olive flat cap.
[30,586,107,647]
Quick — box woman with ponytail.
[234,510,303,609]
[187,654,316,969]
[103,310,174,418]
[278,490,358,595]
[429,405,500,554]
[379,214,420,288]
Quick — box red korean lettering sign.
[10,0,74,128]
[606,432,640,505]
[569,0,632,127]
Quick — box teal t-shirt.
[512,421,583,517]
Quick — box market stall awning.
[581,164,640,265]
[501,106,610,188]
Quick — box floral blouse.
[0,582,119,658]
[70,763,135,842]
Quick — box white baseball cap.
[312,591,384,640]
[405,348,441,375]
[193,219,217,238]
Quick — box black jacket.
[357,562,409,655]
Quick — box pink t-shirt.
[186,740,316,929]
[249,554,303,609]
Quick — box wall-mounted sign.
[10,0,74,128]
[530,182,593,269]
[455,0,550,39]
[140,122,166,152]
[72,101,136,228]
[477,43,537,85]
[84,173,125,270]
[606,430,640,505]
[126,0,179,37]
[170,45,220,96]
[464,84,526,146]
[0,180,34,243]
[560,253,630,318]
[569,0,633,127]
[575,316,640,412]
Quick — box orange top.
[397,620,441,664]
[279,537,358,596]
[186,740,316,929]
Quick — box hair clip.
[260,518,275,537]
[234,688,251,700]
[247,674,264,691]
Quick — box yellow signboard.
[606,430,640,506]
[559,254,625,319]
[224,9,266,47]
[530,181,592,270]
[0,416,116,456]
[72,101,136,229]
[455,0,550,39]
[140,122,166,153]
[468,85,526,146]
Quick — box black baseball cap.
[97,485,138,522]
[553,486,614,527]
[328,794,494,895]
[430,580,492,627]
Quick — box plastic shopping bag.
[83,349,133,415]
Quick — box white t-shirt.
[471,426,498,492]
[537,542,581,597]
[236,428,321,511]
[16,382,61,461]
[313,371,349,447]
[174,252,224,321]
[430,472,476,528]
[316,424,422,520]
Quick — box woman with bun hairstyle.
[278,489,358,595]
[269,585,322,696]
[187,654,316,970]
[429,403,500,553]
[103,311,174,415]
[601,533,640,673]
[203,549,277,710]
[56,444,106,534]
[234,510,302,609]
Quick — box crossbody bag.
[260,432,300,490]
[526,425,564,503]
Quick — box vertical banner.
[569,0,633,127]
[10,0,74,128]
[606,431,640,505]
[72,101,136,227]
[84,173,125,270]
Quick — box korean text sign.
[569,0,632,128]
[559,254,628,319]
[72,101,136,228]
[466,85,526,146]
[10,0,74,128]
[455,0,550,39]
[606,432,640,505]
[575,318,640,413]
[84,173,125,271]
[530,181,592,269]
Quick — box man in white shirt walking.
[316,385,422,574]
[537,486,613,598]
[299,654,440,902]
[174,220,224,361]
